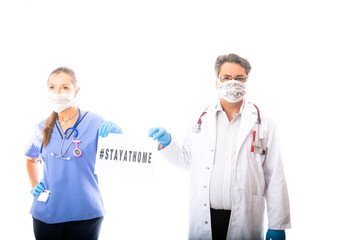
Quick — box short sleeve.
[24,121,45,158]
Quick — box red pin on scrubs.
[72,140,82,157]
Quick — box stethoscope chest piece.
[193,109,208,134]
[192,124,201,133]
[37,154,43,164]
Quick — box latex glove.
[31,180,45,197]
[99,121,122,137]
[266,229,285,240]
[148,127,171,146]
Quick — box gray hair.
[214,53,252,77]
[48,66,77,87]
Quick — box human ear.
[74,87,80,97]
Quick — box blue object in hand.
[31,180,45,197]
[266,229,285,240]
[99,121,122,137]
[148,127,171,146]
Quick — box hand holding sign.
[99,121,122,137]
[148,127,171,146]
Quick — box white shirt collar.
[216,100,246,116]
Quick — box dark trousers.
[33,217,103,240]
[210,208,231,240]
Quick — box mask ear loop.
[71,87,79,103]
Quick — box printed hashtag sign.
[99,149,105,159]
[95,134,157,178]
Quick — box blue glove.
[266,229,285,240]
[30,180,45,197]
[99,121,122,137]
[148,127,171,146]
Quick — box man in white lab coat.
[149,53,291,240]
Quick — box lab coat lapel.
[235,102,258,156]
[202,105,217,150]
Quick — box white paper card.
[38,190,50,202]
[95,134,158,178]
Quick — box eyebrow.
[48,83,71,86]
[222,74,247,77]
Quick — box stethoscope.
[192,103,266,155]
[37,108,83,162]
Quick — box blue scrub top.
[25,111,105,224]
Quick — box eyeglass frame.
[218,75,248,82]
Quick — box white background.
[1,0,346,239]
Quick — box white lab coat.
[160,102,291,240]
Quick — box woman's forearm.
[26,157,39,188]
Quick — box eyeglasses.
[218,75,248,82]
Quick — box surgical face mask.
[217,79,246,103]
[47,89,76,113]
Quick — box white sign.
[95,134,158,177]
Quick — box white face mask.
[217,79,246,103]
[47,90,76,113]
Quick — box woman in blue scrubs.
[25,67,121,240]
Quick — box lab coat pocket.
[250,195,266,238]
[231,194,265,239]
[248,150,266,166]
